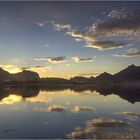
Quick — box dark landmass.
[0,68,39,82]
[0,64,140,87]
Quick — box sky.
[0,1,140,78]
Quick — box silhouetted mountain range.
[0,64,140,86]
[70,64,140,85]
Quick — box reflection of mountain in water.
[0,87,40,101]
[95,87,140,104]
[0,86,140,104]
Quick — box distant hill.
[0,68,39,82]
[40,77,71,84]
[70,76,89,83]
[94,72,115,84]
[12,70,39,81]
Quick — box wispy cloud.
[79,72,100,76]
[72,56,95,63]
[85,40,127,50]
[34,56,66,63]
[50,20,72,31]
[49,20,130,50]
[34,105,66,112]
[113,48,140,57]
[72,105,95,113]
[36,21,48,27]
[113,111,140,117]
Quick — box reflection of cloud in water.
[67,118,140,139]
[114,112,140,121]
[25,97,47,104]
[0,95,22,105]
[72,106,95,113]
[0,94,48,104]
[3,129,14,133]
[86,118,129,127]
[34,105,66,112]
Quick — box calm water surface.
[0,87,140,139]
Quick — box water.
[0,86,140,139]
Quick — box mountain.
[40,77,71,84]
[70,76,89,83]
[88,76,95,83]
[0,68,39,82]
[114,64,140,82]
[93,72,114,84]
[12,70,39,81]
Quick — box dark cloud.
[72,105,95,113]
[94,9,140,38]
[125,49,140,57]
[34,65,44,68]
[34,56,66,63]
[47,56,66,61]
[34,105,66,112]
[88,40,127,50]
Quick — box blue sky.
[0,1,140,78]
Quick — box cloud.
[113,112,140,121]
[50,20,72,31]
[108,8,132,19]
[67,30,129,50]
[48,8,140,51]
[67,118,131,139]
[34,56,66,63]
[94,9,140,38]
[72,105,95,113]
[0,95,22,105]
[49,21,129,50]
[86,118,129,127]
[34,105,66,112]
[86,40,127,50]
[25,97,47,104]
[124,49,140,57]
[44,44,49,47]
[36,21,48,27]
[72,56,95,63]
[113,48,140,57]
[28,65,53,78]
[114,112,140,118]
[0,64,22,73]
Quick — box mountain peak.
[127,64,136,69]
[100,72,112,76]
